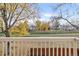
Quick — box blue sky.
[36,3,79,24]
[38,3,57,21]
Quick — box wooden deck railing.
[0,37,79,56]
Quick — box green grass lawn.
[30,30,79,34]
[28,30,79,37]
[1,30,79,37]
[28,33,79,37]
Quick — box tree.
[0,4,24,36]
[0,19,3,32]
[19,20,30,36]
[50,16,60,30]
[35,20,50,31]
[35,20,41,31]
[0,3,39,56]
[41,22,50,31]
[0,3,37,37]
[10,20,30,36]
[51,3,79,30]
[58,8,79,30]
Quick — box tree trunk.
[4,29,10,56]
[5,29,10,37]
[2,4,10,56]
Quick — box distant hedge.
[30,30,79,34]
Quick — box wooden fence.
[0,37,79,56]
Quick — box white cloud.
[44,13,52,17]
[39,18,49,22]
[43,13,59,18]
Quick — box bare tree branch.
[9,7,24,29]
[58,9,79,29]
[8,4,18,27]
[18,11,35,21]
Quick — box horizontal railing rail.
[0,37,79,56]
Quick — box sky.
[38,3,57,21]
[36,3,79,25]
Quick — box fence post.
[5,41,7,56]
[37,40,38,56]
[2,40,4,56]
[61,40,62,56]
[45,40,46,56]
[49,40,50,56]
[9,41,11,56]
[65,41,67,56]
[41,40,42,56]
[73,39,77,56]
[75,39,77,56]
[53,40,54,56]
[17,41,19,56]
[13,41,15,56]
[57,40,58,56]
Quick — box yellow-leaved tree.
[10,20,30,36]
[41,23,49,31]
[0,3,38,37]
[19,20,30,36]
[35,20,41,31]
[0,19,3,32]
[0,3,27,37]
[35,20,50,31]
